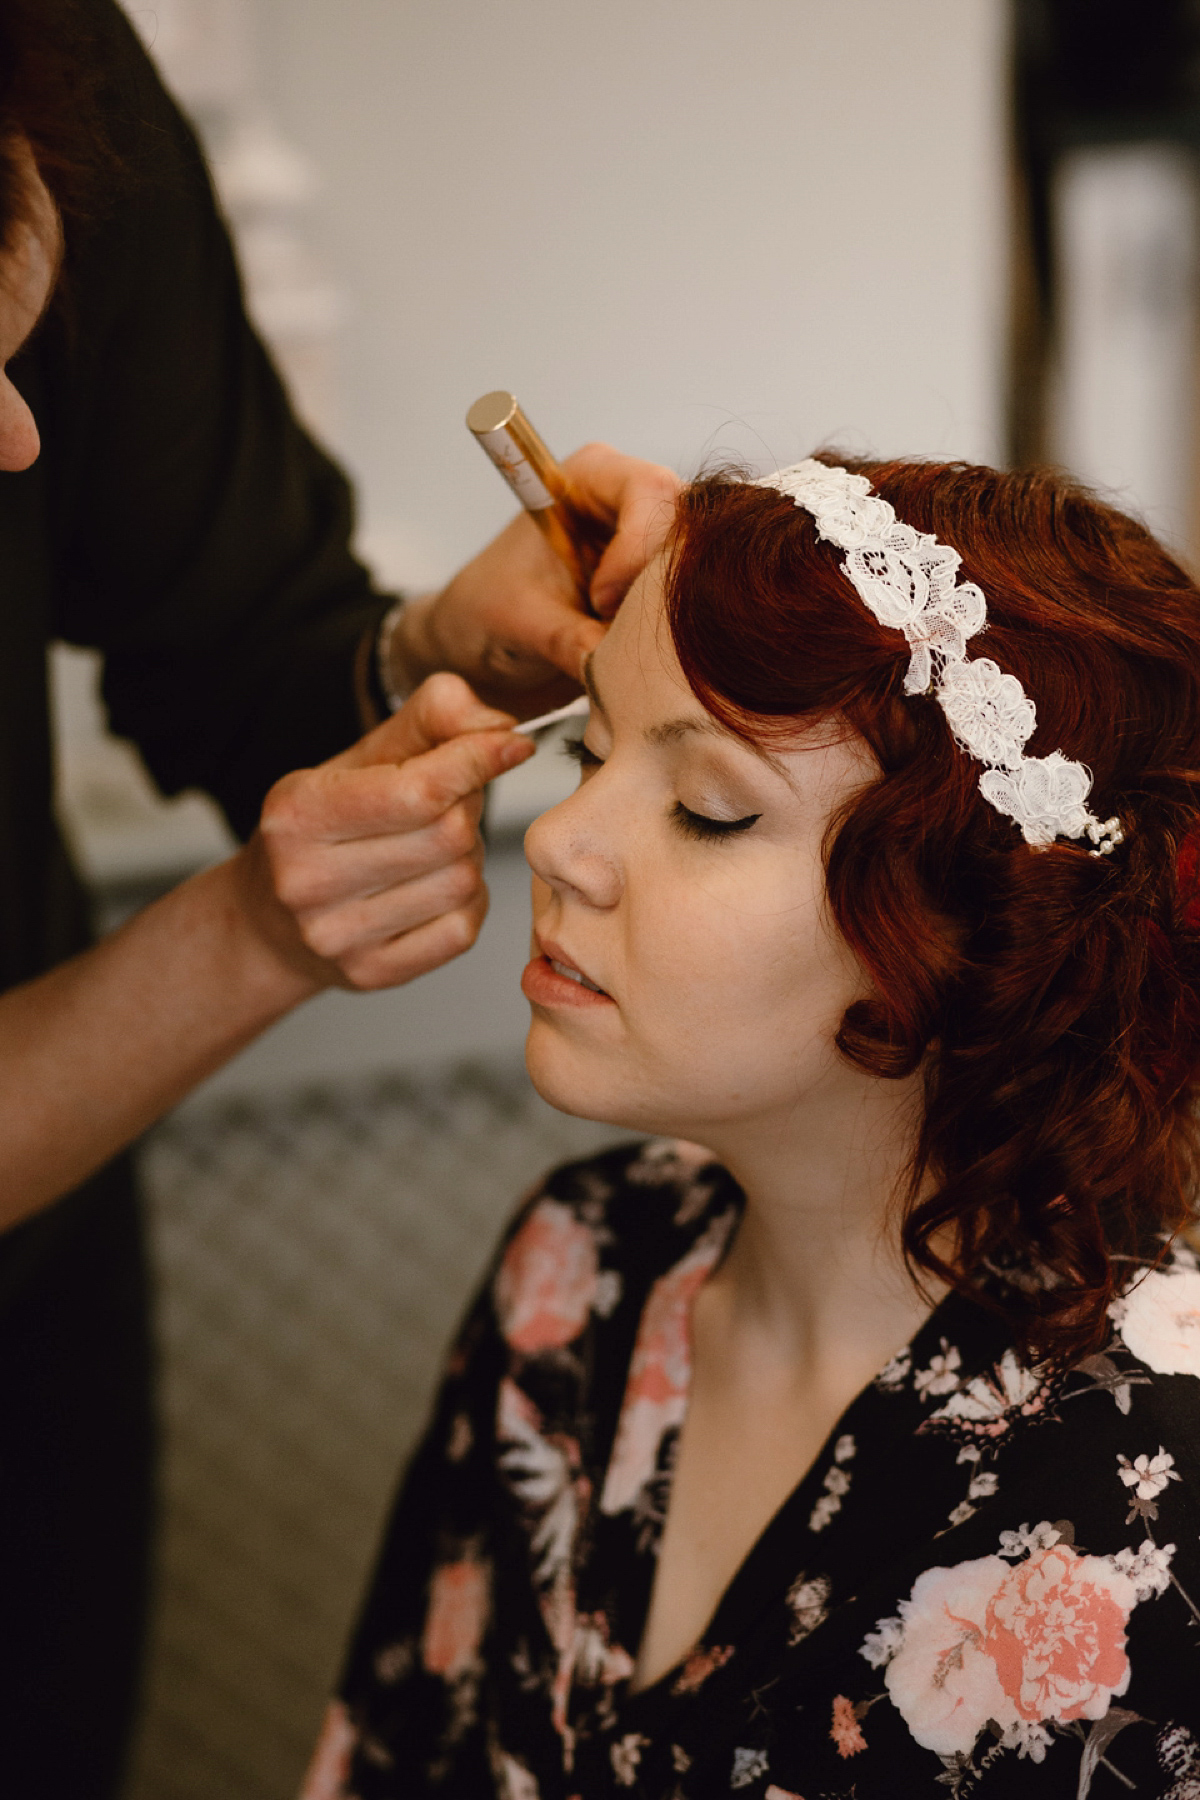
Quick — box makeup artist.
[0,1,677,1794]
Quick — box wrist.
[210,844,337,1015]
[385,590,442,696]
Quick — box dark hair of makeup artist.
[0,0,115,250]
[666,458,1200,1366]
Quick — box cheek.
[528,872,551,944]
[625,867,855,1055]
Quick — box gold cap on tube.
[466,390,606,601]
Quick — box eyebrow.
[583,653,721,745]
[581,653,608,720]
[645,715,728,747]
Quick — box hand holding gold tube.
[466,391,609,608]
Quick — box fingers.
[257,676,533,991]
[263,726,532,847]
[260,789,492,991]
[253,440,674,998]
[267,795,484,913]
[333,886,491,990]
[561,442,682,617]
[335,670,519,770]
[497,585,608,685]
[295,841,486,968]
[404,451,677,703]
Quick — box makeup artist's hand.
[388,442,680,716]
[256,673,533,989]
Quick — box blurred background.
[49,3,1200,1795]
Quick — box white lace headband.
[754,461,1126,857]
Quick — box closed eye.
[562,737,760,840]
[561,735,602,769]
[672,802,761,842]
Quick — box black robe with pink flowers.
[300,1140,1200,1800]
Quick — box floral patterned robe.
[300,1140,1200,1800]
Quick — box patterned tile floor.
[125,1062,629,1800]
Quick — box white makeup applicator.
[512,695,590,738]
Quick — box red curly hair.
[665,458,1200,1364]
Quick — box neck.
[695,1059,939,1397]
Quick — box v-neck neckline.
[607,1279,1003,1717]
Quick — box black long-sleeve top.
[0,8,392,1780]
[1,0,389,998]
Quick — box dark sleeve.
[35,0,391,836]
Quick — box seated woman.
[303,456,1200,1799]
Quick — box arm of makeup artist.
[0,674,535,1233]
[0,90,676,1233]
[0,441,677,1234]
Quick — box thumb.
[405,726,537,817]
[335,672,518,770]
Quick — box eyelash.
[561,735,600,769]
[560,736,761,842]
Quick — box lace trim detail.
[755,461,1125,855]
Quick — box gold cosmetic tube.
[466,391,607,601]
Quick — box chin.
[524,1027,613,1123]
[523,1022,690,1139]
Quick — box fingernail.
[499,737,535,770]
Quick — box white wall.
[250,0,1008,588]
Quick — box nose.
[0,376,40,471]
[524,784,623,911]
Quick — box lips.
[547,956,605,995]
[536,937,607,995]
[523,938,614,1010]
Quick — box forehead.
[593,554,698,711]
[591,556,872,785]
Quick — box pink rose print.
[1111,1263,1200,1376]
[831,1694,867,1758]
[882,1556,1012,1755]
[877,1534,1138,1758]
[600,1211,737,1515]
[494,1200,599,1354]
[984,1541,1135,1725]
[298,1698,356,1800]
[672,1642,735,1694]
[421,1554,490,1680]
[764,1789,805,1800]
